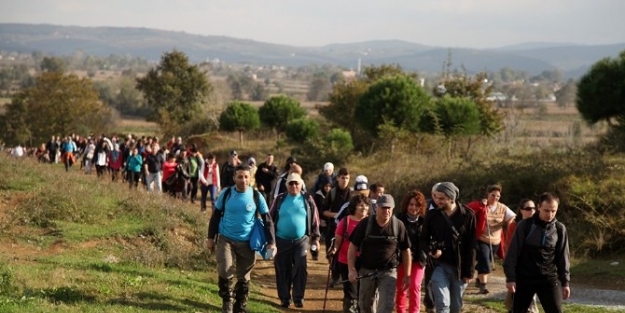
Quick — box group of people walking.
[206,156,572,313]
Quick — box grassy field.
[0,155,280,313]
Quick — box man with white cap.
[270,172,321,309]
[419,182,477,313]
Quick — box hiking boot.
[233,280,249,313]
[475,277,481,288]
[478,282,490,294]
[218,277,234,313]
[221,301,233,313]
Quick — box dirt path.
[251,248,497,313]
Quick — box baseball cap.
[286,173,304,185]
[377,194,395,208]
[324,162,334,171]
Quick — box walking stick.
[322,256,332,313]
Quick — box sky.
[2,0,625,48]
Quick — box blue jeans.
[200,184,218,211]
[430,263,467,313]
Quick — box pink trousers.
[395,262,425,313]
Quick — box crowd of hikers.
[7,134,571,313]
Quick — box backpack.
[359,215,402,269]
[272,191,315,237]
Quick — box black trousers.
[274,236,309,303]
[513,280,563,313]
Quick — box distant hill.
[1,23,624,78]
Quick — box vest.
[480,202,506,245]
[203,162,219,186]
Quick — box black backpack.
[359,215,402,269]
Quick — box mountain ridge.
[1,23,624,77]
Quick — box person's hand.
[402,275,410,290]
[563,286,571,300]
[348,269,358,284]
[206,239,215,253]
[506,282,516,293]
[430,249,442,259]
[266,243,276,254]
[258,185,264,191]
[462,277,472,284]
[262,168,269,173]
[327,248,337,257]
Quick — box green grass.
[571,258,625,288]
[0,155,280,313]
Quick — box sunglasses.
[288,181,300,186]
[521,206,536,211]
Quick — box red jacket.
[466,200,507,259]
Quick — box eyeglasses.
[288,181,300,186]
[521,206,536,211]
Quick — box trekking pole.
[329,270,379,288]
[487,219,495,271]
[322,257,332,313]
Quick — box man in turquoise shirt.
[270,172,321,309]
[207,165,275,313]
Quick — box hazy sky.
[2,0,625,48]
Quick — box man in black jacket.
[255,154,278,202]
[504,192,570,313]
[419,182,476,313]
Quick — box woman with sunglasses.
[504,198,539,313]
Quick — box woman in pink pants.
[395,190,428,313]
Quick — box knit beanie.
[435,182,459,201]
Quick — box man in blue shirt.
[270,172,321,309]
[207,165,275,313]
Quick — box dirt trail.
[251,248,496,313]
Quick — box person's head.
[234,164,251,191]
[247,157,256,167]
[432,182,459,210]
[152,143,160,154]
[347,194,370,219]
[190,144,198,155]
[176,136,182,144]
[336,168,350,189]
[401,190,427,217]
[180,150,188,158]
[369,183,385,200]
[284,156,297,172]
[286,172,304,196]
[289,163,302,175]
[265,154,274,164]
[320,175,333,194]
[517,198,536,220]
[537,192,559,222]
[206,153,216,163]
[229,150,238,161]
[131,147,138,155]
[353,175,370,197]
[486,184,502,205]
[167,153,176,161]
[375,194,395,223]
[323,162,334,176]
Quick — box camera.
[429,240,446,252]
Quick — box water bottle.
[265,247,275,260]
[311,244,319,260]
